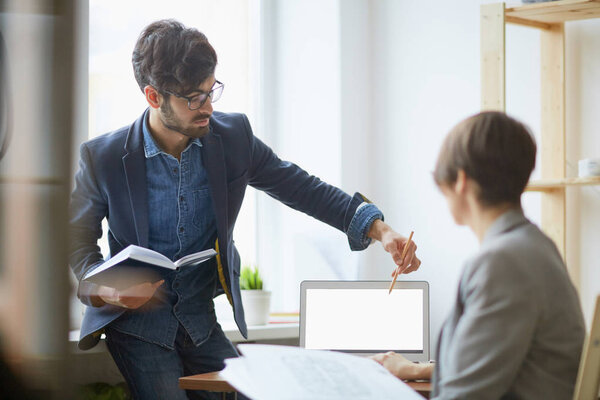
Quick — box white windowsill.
[69,323,299,354]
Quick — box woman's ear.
[144,85,161,109]
[455,169,467,194]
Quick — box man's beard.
[159,99,210,138]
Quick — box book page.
[174,248,217,268]
[126,245,173,269]
[221,344,423,400]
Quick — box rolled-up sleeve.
[347,201,384,251]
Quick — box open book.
[83,245,217,290]
[221,344,424,400]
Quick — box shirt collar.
[142,113,202,159]
[481,207,529,245]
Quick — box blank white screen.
[304,288,423,351]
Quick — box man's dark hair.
[433,111,537,207]
[132,19,217,95]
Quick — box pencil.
[388,231,414,294]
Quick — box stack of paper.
[268,312,299,324]
[221,344,424,400]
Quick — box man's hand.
[95,280,165,309]
[371,352,433,381]
[368,219,421,274]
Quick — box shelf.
[506,0,600,29]
[526,176,600,191]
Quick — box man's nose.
[199,98,213,115]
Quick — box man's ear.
[144,85,161,109]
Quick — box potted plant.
[239,265,271,326]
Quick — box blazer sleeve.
[434,250,540,399]
[242,115,363,236]
[69,143,108,306]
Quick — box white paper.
[221,344,423,400]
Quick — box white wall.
[366,0,600,348]
[366,0,484,352]
[566,19,600,325]
[265,0,600,351]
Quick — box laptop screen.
[300,281,429,361]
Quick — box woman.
[374,112,585,399]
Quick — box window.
[84,0,357,320]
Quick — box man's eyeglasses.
[163,80,224,111]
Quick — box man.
[70,20,419,399]
[373,112,585,399]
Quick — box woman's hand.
[371,352,433,381]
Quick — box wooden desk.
[180,371,432,399]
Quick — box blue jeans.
[105,323,240,400]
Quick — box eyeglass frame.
[161,80,224,111]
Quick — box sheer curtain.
[256,0,362,313]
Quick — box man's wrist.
[367,218,389,242]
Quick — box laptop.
[300,280,429,362]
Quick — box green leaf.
[256,273,263,290]
[240,265,263,290]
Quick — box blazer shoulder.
[81,125,130,161]
[484,222,563,273]
[211,111,249,124]
[462,221,563,296]
[211,112,252,137]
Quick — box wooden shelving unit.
[481,0,600,284]
[526,176,600,192]
[506,0,600,26]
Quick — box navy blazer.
[70,110,365,350]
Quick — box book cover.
[83,245,217,290]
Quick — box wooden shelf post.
[481,3,506,111]
[540,23,567,261]
[481,3,570,263]
[481,0,600,302]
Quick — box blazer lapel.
[122,112,149,248]
[201,131,229,252]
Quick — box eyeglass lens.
[189,83,224,110]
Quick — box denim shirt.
[110,115,383,349]
[110,116,219,349]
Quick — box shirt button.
[173,168,178,174]
[179,227,184,233]
[173,282,180,289]
[179,196,184,202]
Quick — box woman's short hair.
[433,111,537,206]
[132,19,217,95]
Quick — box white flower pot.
[241,290,271,326]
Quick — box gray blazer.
[433,209,585,400]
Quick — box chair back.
[573,295,600,400]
